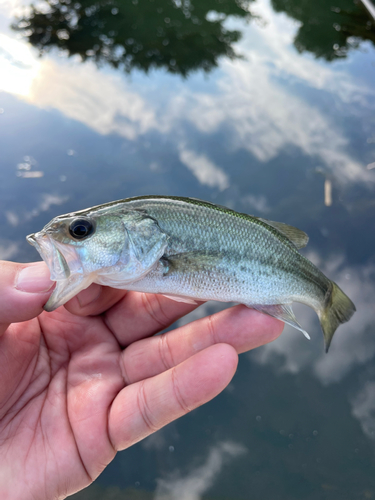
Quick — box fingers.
[0,261,54,336]
[120,305,283,384]
[64,288,199,348]
[103,292,200,346]
[109,343,238,451]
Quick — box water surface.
[1,0,375,498]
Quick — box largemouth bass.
[27,195,355,351]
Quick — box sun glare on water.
[0,33,40,96]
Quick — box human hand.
[0,260,283,500]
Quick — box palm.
[0,305,123,498]
[0,286,282,500]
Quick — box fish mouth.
[27,231,92,311]
[27,232,73,281]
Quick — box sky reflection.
[154,441,246,500]
[2,1,374,194]
[1,0,375,498]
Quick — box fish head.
[27,207,168,311]
[27,213,127,279]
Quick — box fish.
[27,195,356,351]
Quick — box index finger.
[64,284,201,346]
[103,292,201,346]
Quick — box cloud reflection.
[154,441,246,500]
[1,0,374,190]
[179,146,229,191]
[29,59,158,140]
[7,193,68,227]
[0,241,20,260]
[177,58,373,186]
[25,193,69,221]
[351,381,375,441]
[241,194,271,213]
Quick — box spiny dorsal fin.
[258,218,309,249]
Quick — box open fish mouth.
[27,231,93,312]
[26,232,72,281]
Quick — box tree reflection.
[271,0,375,61]
[12,0,253,76]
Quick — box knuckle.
[137,381,159,433]
[119,354,131,386]
[140,293,172,330]
[158,333,175,371]
[206,314,217,344]
[171,368,191,414]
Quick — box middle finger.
[119,305,283,385]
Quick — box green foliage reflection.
[12,0,253,76]
[11,0,375,75]
[271,0,375,60]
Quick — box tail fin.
[320,282,356,352]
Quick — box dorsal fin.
[258,218,309,249]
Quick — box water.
[1,0,375,498]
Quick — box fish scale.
[123,198,322,304]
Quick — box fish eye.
[69,218,95,240]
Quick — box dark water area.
[1,0,375,498]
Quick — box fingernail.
[16,264,54,293]
[77,284,102,308]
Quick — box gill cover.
[94,209,170,287]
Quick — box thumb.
[0,261,54,336]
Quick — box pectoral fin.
[158,253,220,303]
[44,274,94,312]
[163,252,223,274]
[247,303,311,340]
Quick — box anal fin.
[247,303,311,340]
